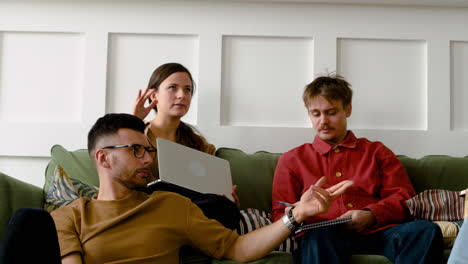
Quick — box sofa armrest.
[0,172,44,239]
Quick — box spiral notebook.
[295,216,352,234]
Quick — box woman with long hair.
[132,62,239,206]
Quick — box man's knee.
[299,226,346,249]
[404,220,441,238]
[395,220,437,232]
[296,227,351,263]
[12,208,50,221]
[392,220,443,253]
[9,208,55,235]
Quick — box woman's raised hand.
[132,88,158,120]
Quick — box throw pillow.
[237,208,297,253]
[464,191,468,219]
[46,144,99,189]
[405,189,465,221]
[434,221,463,248]
[44,165,99,212]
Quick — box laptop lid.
[156,138,234,201]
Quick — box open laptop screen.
[153,138,234,201]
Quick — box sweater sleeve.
[271,153,303,221]
[185,199,239,259]
[364,145,416,227]
[51,205,83,258]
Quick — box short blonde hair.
[303,73,353,108]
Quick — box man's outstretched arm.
[224,178,353,263]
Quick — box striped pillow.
[405,190,465,221]
[236,208,297,253]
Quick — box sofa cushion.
[434,221,463,248]
[44,165,98,212]
[215,148,281,212]
[398,155,468,193]
[349,255,393,264]
[212,251,293,264]
[44,145,99,199]
[0,172,43,240]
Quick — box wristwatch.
[281,208,302,232]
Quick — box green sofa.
[1,145,468,263]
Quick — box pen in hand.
[276,201,295,207]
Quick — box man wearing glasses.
[48,113,353,264]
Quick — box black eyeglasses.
[102,144,156,159]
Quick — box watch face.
[287,208,295,221]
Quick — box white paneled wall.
[221,35,313,127]
[107,33,199,124]
[0,0,468,187]
[338,38,427,130]
[451,41,468,130]
[0,32,85,123]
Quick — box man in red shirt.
[271,74,443,263]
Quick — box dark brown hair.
[303,73,353,108]
[147,63,205,151]
[88,113,145,156]
[147,62,195,111]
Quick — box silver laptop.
[155,138,234,201]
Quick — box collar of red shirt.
[312,130,358,155]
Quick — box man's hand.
[293,177,353,223]
[132,88,158,120]
[340,210,376,232]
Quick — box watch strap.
[287,207,302,229]
[281,214,296,232]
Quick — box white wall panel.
[337,38,427,130]
[0,0,468,185]
[451,41,468,131]
[0,29,98,159]
[221,36,313,127]
[107,33,199,124]
[0,31,84,122]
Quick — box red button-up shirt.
[271,131,415,233]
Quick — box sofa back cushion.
[216,150,468,212]
[398,155,468,193]
[0,172,43,240]
[215,148,281,212]
[44,145,468,214]
[45,145,280,213]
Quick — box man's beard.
[114,170,149,190]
